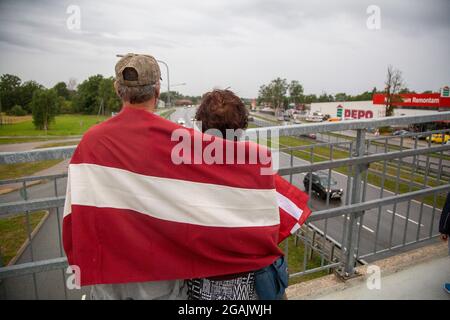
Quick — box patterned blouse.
[187,273,258,300]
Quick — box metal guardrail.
[1,111,450,299]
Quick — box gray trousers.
[90,279,187,300]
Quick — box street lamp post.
[157,60,170,107]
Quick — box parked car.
[393,129,409,136]
[303,172,343,200]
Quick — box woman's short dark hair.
[195,89,248,138]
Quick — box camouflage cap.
[115,53,161,87]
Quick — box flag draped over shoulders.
[63,106,284,286]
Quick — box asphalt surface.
[0,107,444,299]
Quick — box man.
[439,192,450,294]
[70,54,186,299]
[62,53,287,299]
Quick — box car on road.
[248,116,254,121]
[303,172,343,200]
[300,133,317,140]
[393,129,409,136]
[177,118,186,127]
[427,133,450,144]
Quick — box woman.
[187,89,291,300]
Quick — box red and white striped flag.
[63,106,310,286]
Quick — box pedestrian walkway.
[287,242,450,300]
[318,256,449,300]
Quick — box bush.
[59,98,74,114]
[31,89,58,130]
[7,105,27,116]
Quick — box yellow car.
[427,133,450,143]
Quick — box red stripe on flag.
[63,206,282,286]
[275,175,312,242]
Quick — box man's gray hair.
[116,82,157,104]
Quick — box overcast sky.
[0,0,449,98]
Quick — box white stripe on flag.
[276,191,304,221]
[65,163,280,228]
[290,223,300,235]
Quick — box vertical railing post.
[341,128,367,277]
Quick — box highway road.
[0,106,444,298]
[252,111,450,176]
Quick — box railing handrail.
[247,111,450,135]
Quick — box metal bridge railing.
[1,111,450,299]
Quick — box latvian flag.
[63,106,311,286]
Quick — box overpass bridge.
[0,111,449,299]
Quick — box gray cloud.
[0,0,449,97]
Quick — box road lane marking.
[341,215,375,233]
[386,209,425,227]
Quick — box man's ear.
[155,84,161,100]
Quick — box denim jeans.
[254,256,288,300]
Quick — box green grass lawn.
[281,236,330,285]
[0,159,63,180]
[0,114,109,137]
[0,211,47,266]
[159,108,176,119]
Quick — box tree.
[31,89,59,130]
[334,92,348,101]
[0,74,21,113]
[67,78,77,91]
[18,80,44,113]
[303,94,318,104]
[384,65,404,116]
[288,80,304,105]
[73,75,104,114]
[318,92,334,102]
[98,77,121,114]
[7,105,26,116]
[257,78,288,111]
[53,82,71,100]
[270,78,288,110]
